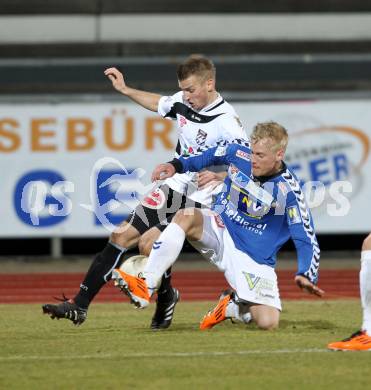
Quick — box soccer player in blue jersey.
[112,121,324,330]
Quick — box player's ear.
[206,78,215,92]
[276,148,285,161]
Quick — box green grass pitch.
[0,300,369,389]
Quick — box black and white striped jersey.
[158,91,246,205]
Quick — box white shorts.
[189,209,282,311]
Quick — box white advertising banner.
[236,100,371,234]
[0,104,177,237]
[0,100,370,237]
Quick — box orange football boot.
[200,293,231,330]
[111,269,151,308]
[328,330,371,351]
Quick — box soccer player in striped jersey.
[42,55,245,329]
[328,233,371,350]
[112,121,324,330]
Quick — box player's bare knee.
[172,208,196,231]
[110,223,140,248]
[173,208,203,240]
[250,306,280,330]
[255,316,279,330]
[362,234,371,251]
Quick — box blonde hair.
[250,121,288,152]
[176,54,216,82]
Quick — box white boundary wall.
[1,14,371,43]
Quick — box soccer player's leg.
[248,304,280,330]
[200,290,233,330]
[201,293,279,331]
[182,210,236,329]
[200,289,253,330]
[112,208,204,310]
[143,208,204,288]
[231,260,280,330]
[137,190,201,329]
[112,267,153,308]
[138,226,180,329]
[42,221,140,324]
[42,187,167,324]
[200,230,281,330]
[112,186,183,306]
[328,233,371,351]
[148,192,202,311]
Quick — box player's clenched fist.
[104,67,127,94]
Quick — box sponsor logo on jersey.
[244,273,261,290]
[287,205,302,224]
[236,149,251,162]
[190,113,201,121]
[195,129,207,146]
[224,203,268,234]
[243,272,275,292]
[141,188,166,209]
[232,171,274,207]
[229,186,271,219]
[229,167,272,217]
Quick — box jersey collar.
[199,93,223,113]
[253,162,287,183]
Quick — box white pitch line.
[0,348,329,362]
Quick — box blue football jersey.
[173,138,320,283]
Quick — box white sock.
[360,250,371,335]
[143,223,186,290]
[225,301,252,324]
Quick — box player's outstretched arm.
[152,141,245,183]
[295,275,324,297]
[104,67,161,112]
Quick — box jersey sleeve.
[285,190,320,284]
[174,139,249,173]
[218,112,247,141]
[157,91,182,119]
